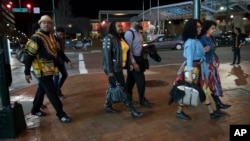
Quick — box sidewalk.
[6,61,250,141]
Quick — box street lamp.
[52,0,56,29]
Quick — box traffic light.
[5,2,12,12]
[26,3,32,13]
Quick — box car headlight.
[143,43,148,47]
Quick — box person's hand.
[204,46,210,52]
[108,73,116,86]
[132,63,140,71]
[216,60,220,68]
[67,61,74,69]
[129,65,133,71]
[186,71,193,84]
[25,75,32,83]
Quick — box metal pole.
[157,0,160,35]
[142,0,144,21]
[19,0,21,8]
[193,0,201,20]
[225,0,229,31]
[52,0,56,29]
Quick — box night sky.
[14,0,187,34]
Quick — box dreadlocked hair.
[108,21,122,41]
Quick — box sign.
[33,7,40,14]
[230,125,250,141]
[12,8,28,13]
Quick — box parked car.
[143,35,183,50]
[9,42,21,54]
[214,32,234,46]
[244,33,250,44]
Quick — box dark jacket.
[24,31,60,77]
[232,33,245,48]
[102,34,123,74]
[54,35,70,66]
[168,80,206,105]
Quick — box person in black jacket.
[231,27,245,65]
[102,21,143,118]
[53,27,73,100]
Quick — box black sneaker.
[105,107,118,113]
[176,111,191,120]
[210,111,225,119]
[140,100,154,108]
[31,110,46,117]
[60,116,71,123]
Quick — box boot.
[211,94,231,110]
[105,100,118,113]
[124,100,143,118]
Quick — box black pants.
[53,64,68,89]
[232,47,241,64]
[126,70,146,104]
[108,71,126,87]
[31,75,66,118]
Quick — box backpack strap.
[126,29,135,41]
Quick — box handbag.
[177,84,200,107]
[106,82,127,103]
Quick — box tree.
[55,0,91,37]
[55,0,74,29]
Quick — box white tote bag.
[177,85,200,107]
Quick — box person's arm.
[183,40,195,83]
[124,30,140,71]
[58,50,74,68]
[102,35,114,76]
[239,34,246,47]
[24,38,37,83]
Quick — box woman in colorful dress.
[199,20,231,111]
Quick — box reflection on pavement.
[228,65,249,85]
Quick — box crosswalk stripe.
[79,53,88,74]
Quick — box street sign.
[33,7,40,14]
[12,8,28,13]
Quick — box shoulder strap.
[126,29,135,41]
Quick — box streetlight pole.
[18,0,21,8]
[193,0,201,20]
[157,0,160,35]
[52,0,56,29]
